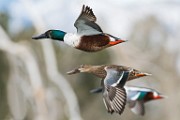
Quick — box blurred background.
[0,0,180,120]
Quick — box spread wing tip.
[79,5,97,22]
[103,87,127,115]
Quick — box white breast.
[64,33,81,47]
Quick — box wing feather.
[74,5,103,35]
[103,86,126,115]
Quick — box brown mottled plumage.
[67,64,151,81]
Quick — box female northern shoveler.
[32,5,126,52]
[125,86,166,116]
[67,64,151,80]
[102,66,130,115]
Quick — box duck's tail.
[104,33,128,45]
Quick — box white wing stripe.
[111,71,124,87]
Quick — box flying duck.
[32,5,127,52]
[126,86,166,116]
[90,86,166,116]
[67,64,151,80]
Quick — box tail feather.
[103,33,127,46]
[90,87,103,93]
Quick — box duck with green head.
[89,85,166,116]
[125,86,166,116]
[32,5,127,52]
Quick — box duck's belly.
[76,35,110,52]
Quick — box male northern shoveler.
[32,5,127,52]
[125,86,166,116]
[90,86,166,116]
[102,66,130,115]
[67,64,151,80]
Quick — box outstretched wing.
[103,86,126,114]
[74,5,103,35]
[102,69,130,115]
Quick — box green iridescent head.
[137,92,147,100]
[32,30,66,41]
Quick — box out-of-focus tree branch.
[0,26,48,120]
[7,56,26,120]
[20,0,82,120]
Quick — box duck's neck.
[51,30,66,41]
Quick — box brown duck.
[67,64,151,80]
[67,64,151,94]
